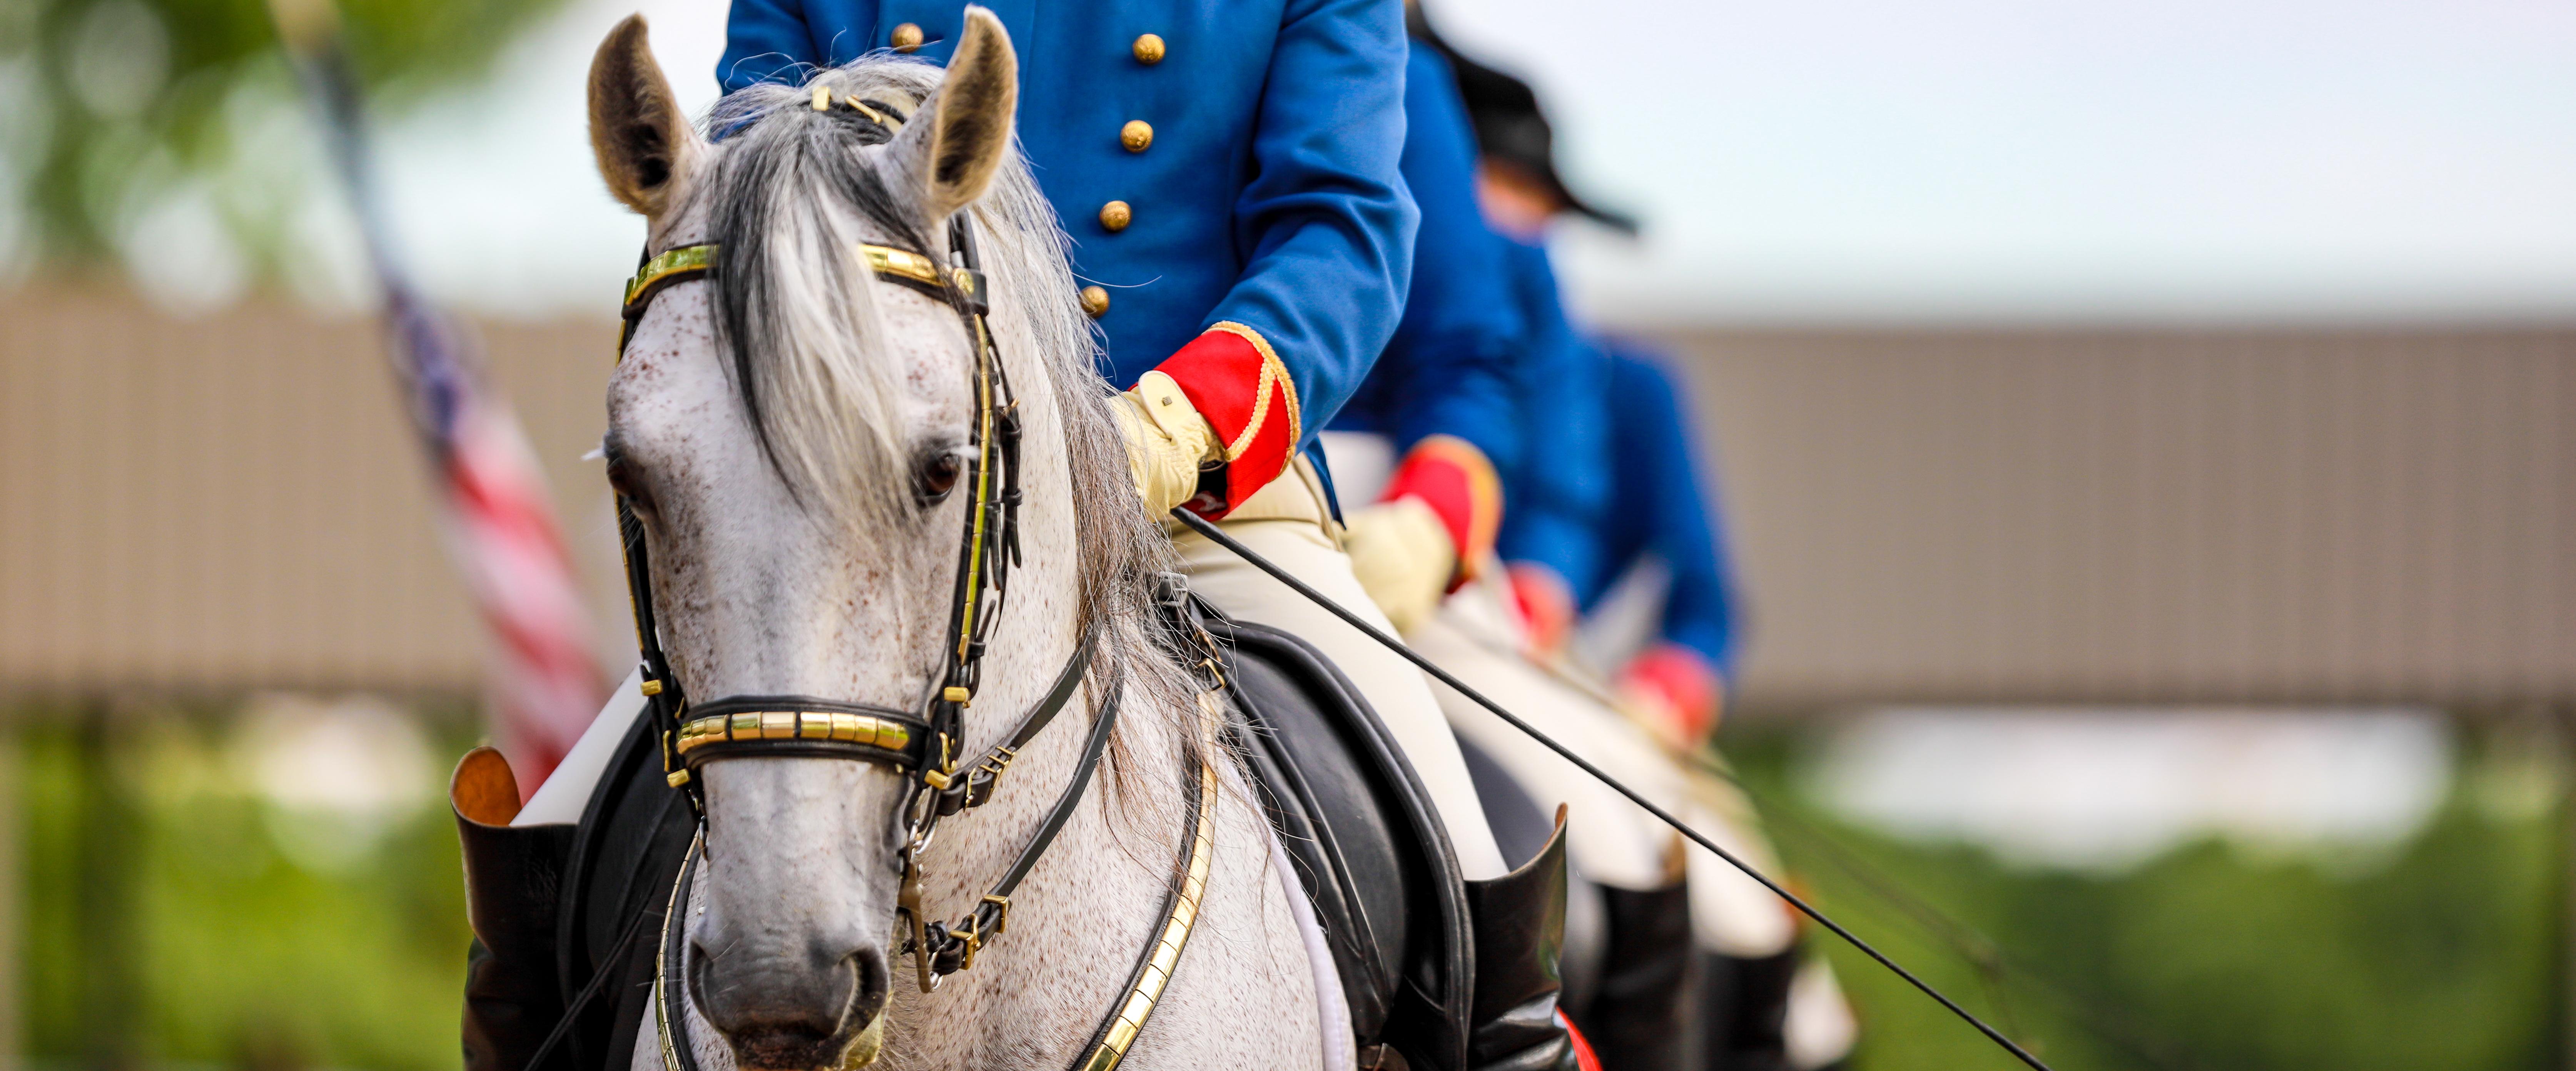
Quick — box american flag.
[391,292,604,791]
[275,0,604,794]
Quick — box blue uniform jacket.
[722,0,1417,504]
[1491,254,1740,676]
[1493,239,1610,578]
[1331,46,1525,478]
[1592,347,1741,677]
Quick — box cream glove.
[1109,371,1220,516]
[1341,496,1458,633]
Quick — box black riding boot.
[454,747,578,1071]
[1465,812,1580,1071]
[1696,947,1798,1071]
[1580,879,1696,1071]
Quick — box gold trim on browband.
[862,243,977,296]
[621,242,969,315]
[625,244,717,309]
[862,243,942,289]
[674,710,914,759]
[1075,756,1220,1071]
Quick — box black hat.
[1409,7,1640,235]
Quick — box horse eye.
[605,446,657,515]
[915,451,964,504]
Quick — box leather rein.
[610,134,1219,1070]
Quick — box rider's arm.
[1361,45,1524,573]
[1585,346,1739,678]
[1598,348,1740,724]
[1148,0,1417,514]
[1495,241,1613,596]
[1336,46,1523,621]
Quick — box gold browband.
[673,710,914,758]
[625,244,717,310]
[621,242,973,312]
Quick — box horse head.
[586,11,1059,1069]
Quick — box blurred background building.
[0,0,2569,1068]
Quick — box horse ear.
[587,14,702,217]
[890,6,1018,221]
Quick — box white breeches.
[1167,460,1509,881]
[1413,581,1798,957]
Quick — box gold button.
[1121,120,1154,153]
[1099,200,1132,232]
[890,23,924,51]
[1080,286,1111,318]
[1132,33,1166,64]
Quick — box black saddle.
[1208,616,1474,1071]
[460,611,1477,1071]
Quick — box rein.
[608,144,1219,1069]
[1166,508,2062,1071]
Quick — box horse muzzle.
[691,942,892,1071]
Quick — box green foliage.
[0,0,566,277]
[5,708,2561,1071]
[14,707,479,1071]
[1722,722,2563,1071]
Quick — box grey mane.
[695,56,1198,779]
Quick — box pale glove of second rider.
[1109,371,1220,517]
[1341,496,1458,633]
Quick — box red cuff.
[1149,322,1300,517]
[1380,436,1503,589]
[1507,562,1576,657]
[1622,642,1724,745]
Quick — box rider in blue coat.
[716,5,1583,1071]
[720,0,1413,515]
[1440,39,1836,1071]
[1330,39,1528,631]
[1516,344,1741,741]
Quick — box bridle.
[615,207,1114,992]
[598,92,1235,1071]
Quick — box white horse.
[586,12,1338,1069]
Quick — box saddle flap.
[1211,617,1473,1071]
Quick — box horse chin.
[836,1013,888,1070]
[724,1011,885,1071]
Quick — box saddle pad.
[1212,618,1473,1071]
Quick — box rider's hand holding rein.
[1344,435,1503,632]
[1111,371,1220,516]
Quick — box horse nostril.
[847,946,891,1024]
[690,941,892,1071]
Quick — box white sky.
[372,0,2576,325]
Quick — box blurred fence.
[0,286,628,700]
[1670,327,2574,710]
[2,286,2569,709]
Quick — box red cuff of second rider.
[1623,642,1724,744]
[1151,322,1301,517]
[1380,435,1503,589]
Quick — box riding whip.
[1171,507,2058,1071]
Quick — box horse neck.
[872,285,1209,1064]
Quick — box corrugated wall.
[0,286,628,697]
[1667,328,2573,708]
[2,287,2569,707]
